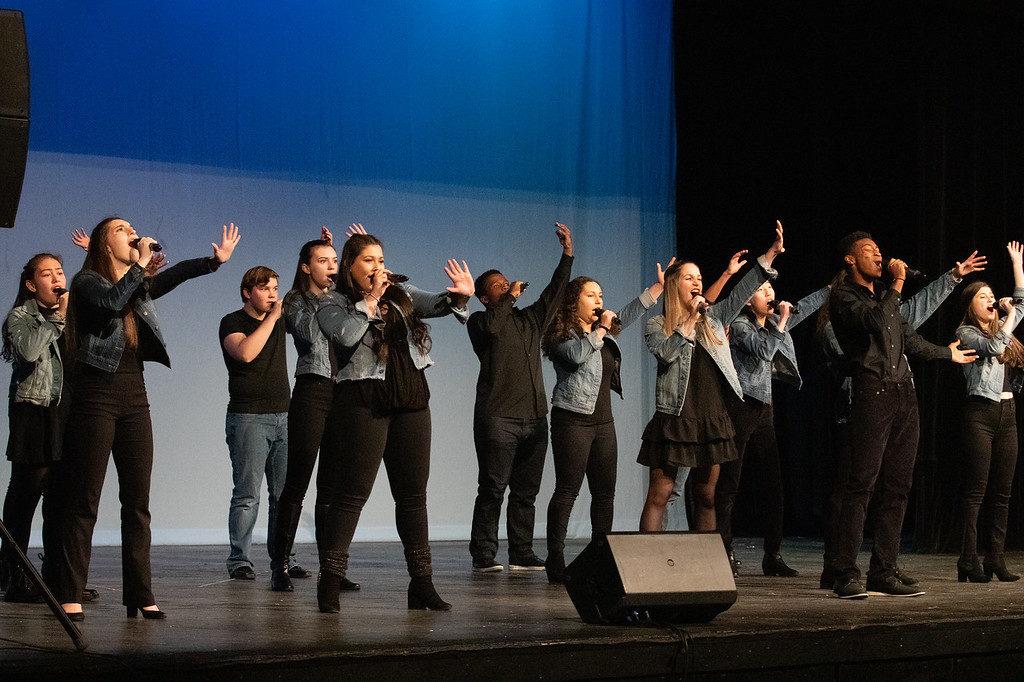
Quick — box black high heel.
[127,605,167,620]
[956,557,990,583]
[317,570,342,613]
[407,577,451,610]
[984,555,1021,582]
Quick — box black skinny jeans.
[959,397,1018,560]
[546,409,617,560]
[716,398,784,555]
[834,376,919,582]
[315,381,433,578]
[469,415,548,562]
[1,463,49,563]
[47,369,155,606]
[270,374,334,564]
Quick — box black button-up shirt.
[467,254,573,419]
[829,278,951,383]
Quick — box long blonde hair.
[661,262,722,345]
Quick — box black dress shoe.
[127,606,167,620]
[270,565,294,592]
[340,576,361,591]
[762,553,799,577]
[287,562,312,579]
[229,565,256,580]
[833,576,868,599]
[892,565,919,586]
[984,555,1021,582]
[865,574,925,597]
[957,557,990,583]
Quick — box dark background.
[673,0,1024,551]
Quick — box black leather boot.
[984,555,1021,582]
[545,553,566,585]
[2,564,42,603]
[406,547,451,610]
[762,553,799,577]
[317,551,349,613]
[956,555,990,583]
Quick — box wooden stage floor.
[2,539,1024,680]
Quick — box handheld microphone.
[594,308,620,326]
[53,287,68,297]
[130,237,163,253]
[520,281,529,292]
[767,300,800,315]
[691,290,709,313]
[883,258,923,279]
[385,272,410,284]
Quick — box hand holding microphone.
[130,237,162,253]
[691,290,709,314]
[885,257,923,280]
[594,308,619,329]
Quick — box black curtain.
[673,0,1024,551]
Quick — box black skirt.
[6,399,64,465]
[637,342,738,469]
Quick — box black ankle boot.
[317,551,349,613]
[956,556,990,583]
[1,564,41,603]
[408,576,452,611]
[984,555,1021,582]
[270,562,293,592]
[545,553,566,584]
[762,553,799,577]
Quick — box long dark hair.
[960,281,1024,369]
[2,252,63,363]
[542,276,621,358]
[338,233,430,360]
[283,238,332,311]
[66,216,140,354]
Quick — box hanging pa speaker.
[0,8,30,228]
[564,532,737,625]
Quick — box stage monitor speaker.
[0,8,29,229]
[564,532,737,625]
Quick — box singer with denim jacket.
[953,242,1024,583]
[540,269,667,583]
[47,218,238,622]
[311,233,472,612]
[716,284,830,577]
[638,223,785,537]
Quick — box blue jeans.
[225,412,288,571]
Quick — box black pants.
[270,374,334,564]
[1,463,49,564]
[835,376,919,582]
[315,382,433,578]
[959,397,1018,560]
[47,369,155,606]
[469,415,548,562]
[546,409,617,560]
[716,398,783,554]
[822,421,852,574]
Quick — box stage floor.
[2,539,1024,680]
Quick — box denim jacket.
[284,291,331,379]
[549,288,657,414]
[729,286,830,404]
[645,259,778,416]
[5,298,65,406]
[316,284,469,381]
[956,286,1024,401]
[72,257,220,372]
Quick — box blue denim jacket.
[5,298,65,406]
[284,291,331,379]
[72,257,220,372]
[549,289,657,414]
[645,259,778,416]
[956,286,1024,401]
[729,286,830,404]
[316,284,469,381]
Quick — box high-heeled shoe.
[127,606,167,620]
[956,556,990,583]
[984,555,1021,582]
[407,576,452,611]
[317,570,342,613]
[270,563,294,592]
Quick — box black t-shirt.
[219,309,291,414]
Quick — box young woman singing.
[313,233,473,612]
[540,263,672,583]
[954,241,1024,583]
[47,217,239,621]
[638,222,785,536]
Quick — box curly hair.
[542,276,620,358]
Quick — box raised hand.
[213,223,241,263]
[71,228,90,252]
[444,259,474,297]
[949,340,978,364]
[657,257,677,286]
[555,222,573,257]
[954,250,987,278]
[321,225,334,245]
[762,220,785,264]
[346,223,367,240]
[509,280,526,298]
[144,252,168,278]
[726,250,749,275]
[1008,241,1023,267]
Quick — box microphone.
[519,281,529,292]
[53,287,68,297]
[385,272,409,284]
[767,300,800,315]
[130,237,163,253]
[594,308,620,326]
[692,290,709,313]
[883,258,923,279]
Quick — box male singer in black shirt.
[467,223,573,572]
[828,232,976,598]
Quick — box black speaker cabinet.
[0,8,29,228]
[564,532,737,625]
